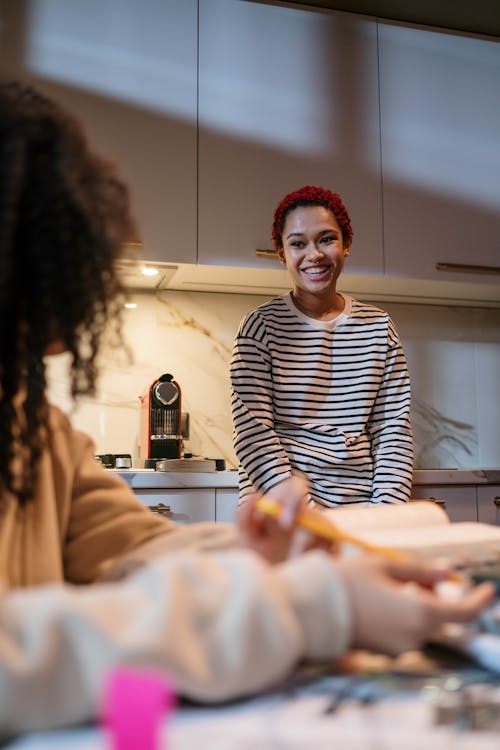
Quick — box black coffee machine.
[139,373,182,466]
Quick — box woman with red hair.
[231,185,413,510]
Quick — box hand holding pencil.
[254,489,468,583]
[255,494,410,562]
[240,473,431,566]
[237,476,495,656]
[237,474,335,564]
[239,473,430,565]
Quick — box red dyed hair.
[271,185,353,251]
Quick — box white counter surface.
[112,468,500,489]
[113,469,239,489]
[413,469,500,485]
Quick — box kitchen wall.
[45,289,500,470]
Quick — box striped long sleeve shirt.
[230,293,413,508]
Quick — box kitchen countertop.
[112,468,500,489]
[113,468,240,489]
[413,469,500,484]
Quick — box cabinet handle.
[493,497,500,508]
[149,502,172,518]
[436,262,500,276]
[255,248,278,258]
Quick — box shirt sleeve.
[367,316,414,503]
[0,550,351,734]
[230,313,293,496]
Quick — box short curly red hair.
[272,185,353,251]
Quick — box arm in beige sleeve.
[61,419,242,582]
[102,521,242,580]
[63,428,177,583]
[0,550,351,734]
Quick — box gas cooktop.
[95,453,132,469]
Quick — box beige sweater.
[0,406,177,587]
[0,550,351,734]
[0,406,238,587]
[0,407,352,734]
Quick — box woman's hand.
[237,475,335,564]
[334,555,495,655]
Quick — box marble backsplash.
[45,289,500,470]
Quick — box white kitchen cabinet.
[134,488,215,524]
[410,485,478,522]
[198,0,383,274]
[118,469,239,524]
[215,488,239,523]
[0,0,198,265]
[134,487,238,524]
[379,22,500,284]
[477,486,500,525]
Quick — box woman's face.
[277,204,351,296]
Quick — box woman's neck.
[291,289,345,321]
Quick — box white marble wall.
[45,290,500,470]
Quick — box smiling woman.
[230,185,414,509]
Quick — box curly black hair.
[0,80,134,505]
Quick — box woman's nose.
[306,244,324,260]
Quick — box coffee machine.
[139,373,182,464]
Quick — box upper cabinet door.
[0,0,198,264]
[379,23,500,283]
[198,0,383,274]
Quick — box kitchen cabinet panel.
[477,486,500,525]
[215,488,239,523]
[379,23,500,283]
[198,0,383,274]
[134,489,215,524]
[410,485,478,522]
[0,0,198,265]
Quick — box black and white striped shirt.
[230,293,413,508]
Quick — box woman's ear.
[344,243,352,258]
[277,247,286,264]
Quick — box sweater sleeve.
[367,317,414,503]
[0,550,351,734]
[63,426,176,583]
[230,312,293,496]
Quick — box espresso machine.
[139,373,183,465]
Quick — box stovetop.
[96,454,227,472]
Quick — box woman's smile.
[300,260,332,280]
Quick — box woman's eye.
[290,240,304,248]
[321,234,337,244]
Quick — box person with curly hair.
[231,185,413,510]
[0,82,493,736]
[0,79,242,587]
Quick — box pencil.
[255,495,465,582]
[255,495,408,561]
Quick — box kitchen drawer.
[134,489,215,524]
[410,486,477,522]
[477,486,500,526]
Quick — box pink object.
[101,668,176,750]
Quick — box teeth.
[304,266,327,275]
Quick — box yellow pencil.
[256,495,408,561]
[255,495,465,582]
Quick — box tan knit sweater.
[0,406,176,587]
